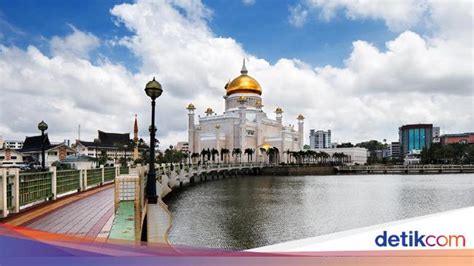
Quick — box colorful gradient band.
[1,224,472,266]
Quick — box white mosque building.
[187,60,304,163]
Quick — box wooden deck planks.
[16,186,115,238]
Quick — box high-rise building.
[432,127,441,143]
[390,142,400,159]
[399,124,433,156]
[309,129,331,149]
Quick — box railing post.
[13,168,20,213]
[83,169,88,189]
[1,168,8,218]
[50,166,57,200]
[78,169,83,191]
[100,165,105,184]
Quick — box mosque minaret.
[187,60,304,163]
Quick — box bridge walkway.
[3,185,115,239]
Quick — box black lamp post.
[38,120,48,170]
[144,77,163,204]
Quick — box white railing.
[0,165,129,219]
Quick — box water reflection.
[166,174,474,250]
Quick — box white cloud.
[242,0,256,6]
[0,0,472,148]
[50,25,100,59]
[289,4,309,27]
[288,0,473,34]
[306,0,427,31]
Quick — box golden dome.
[297,114,305,120]
[275,107,283,113]
[226,59,262,96]
[186,103,195,110]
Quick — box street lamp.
[123,144,128,166]
[37,120,48,170]
[144,77,163,204]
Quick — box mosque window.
[247,130,255,136]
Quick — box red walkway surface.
[23,187,114,238]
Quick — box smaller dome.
[205,107,214,115]
[275,107,283,113]
[297,114,305,120]
[187,103,196,110]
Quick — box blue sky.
[0,0,397,70]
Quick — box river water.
[166,174,474,250]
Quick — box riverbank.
[261,165,335,176]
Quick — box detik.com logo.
[375,231,466,248]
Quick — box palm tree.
[232,148,242,163]
[304,150,313,163]
[306,150,316,163]
[244,148,254,162]
[267,148,281,164]
[220,148,229,163]
[297,150,305,164]
[332,152,340,164]
[200,149,207,163]
[320,151,330,164]
[211,148,219,163]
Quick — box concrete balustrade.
[336,164,474,174]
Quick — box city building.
[432,127,441,143]
[63,139,71,147]
[0,148,26,167]
[309,129,331,149]
[399,124,434,157]
[187,60,304,163]
[76,131,131,161]
[390,142,400,159]
[311,147,368,165]
[3,140,24,150]
[61,154,97,170]
[175,142,189,153]
[76,116,145,163]
[441,132,474,145]
[19,135,76,167]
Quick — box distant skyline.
[0,0,472,147]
